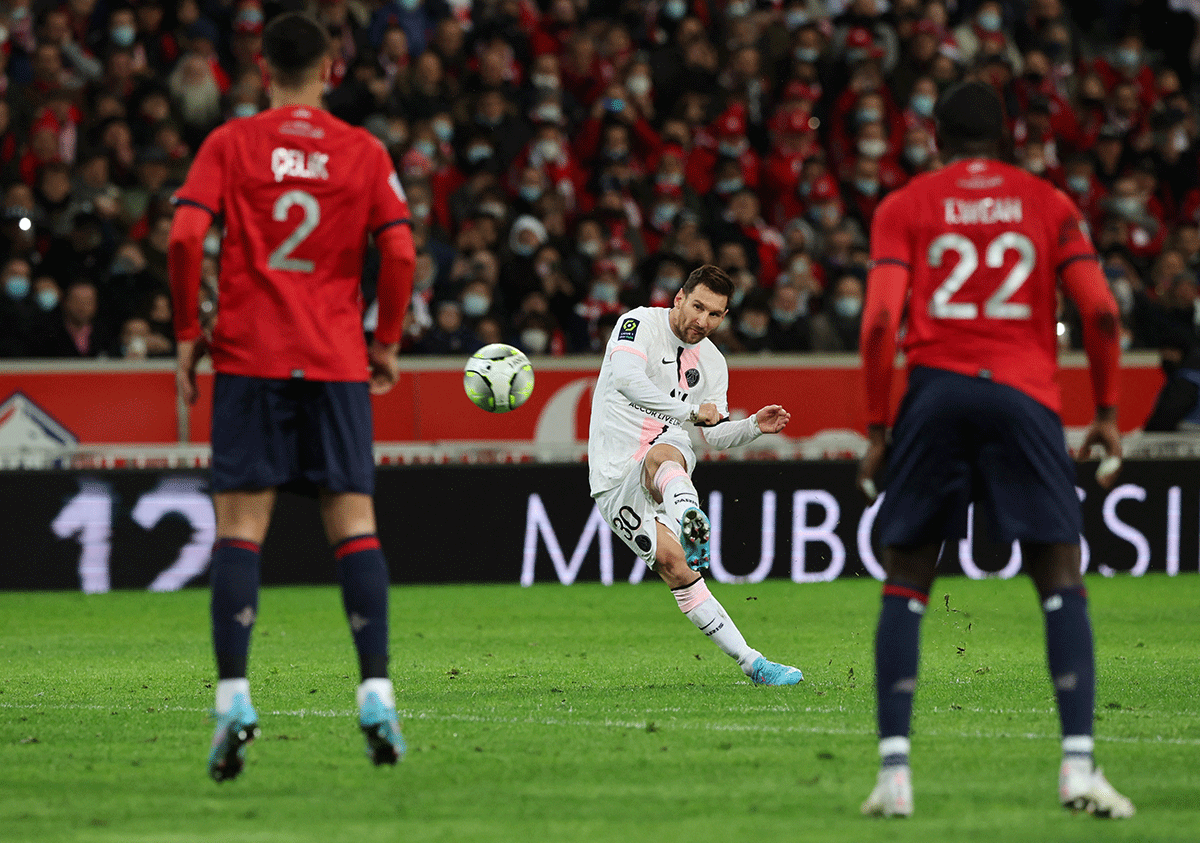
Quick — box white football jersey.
[588,306,730,494]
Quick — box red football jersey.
[173,106,410,381]
[870,158,1098,413]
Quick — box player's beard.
[173,77,222,127]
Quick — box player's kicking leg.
[642,448,802,685]
[322,492,405,765]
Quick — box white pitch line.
[3,701,1198,747]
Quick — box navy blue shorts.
[876,366,1082,547]
[210,374,375,495]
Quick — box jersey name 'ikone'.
[588,306,729,494]
[870,158,1098,413]
[173,106,410,382]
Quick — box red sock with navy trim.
[334,535,390,680]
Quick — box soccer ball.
[463,343,535,413]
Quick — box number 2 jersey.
[172,106,410,381]
[868,157,1117,416]
[588,306,760,496]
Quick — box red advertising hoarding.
[0,353,1166,448]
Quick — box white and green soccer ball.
[463,343,535,413]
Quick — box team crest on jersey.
[685,368,700,388]
[618,318,639,341]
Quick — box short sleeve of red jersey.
[869,190,911,269]
[1045,186,1098,271]
[172,126,227,216]
[366,139,410,235]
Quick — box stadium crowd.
[1,0,1199,362]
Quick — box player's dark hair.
[682,264,734,300]
[934,80,1008,161]
[262,12,329,88]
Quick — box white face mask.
[858,138,887,159]
[591,281,619,304]
[611,255,634,280]
[536,138,561,163]
[520,328,549,353]
[626,75,651,97]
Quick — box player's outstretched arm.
[696,404,781,450]
[754,404,791,434]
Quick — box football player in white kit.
[588,265,803,685]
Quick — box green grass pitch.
[1,574,1197,843]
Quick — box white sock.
[673,578,760,672]
[879,736,911,766]
[653,461,700,529]
[215,678,250,713]
[1062,735,1094,768]
[357,677,396,709]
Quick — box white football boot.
[861,765,913,818]
[1060,760,1135,818]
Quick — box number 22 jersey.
[173,106,410,381]
[869,158,1099,414]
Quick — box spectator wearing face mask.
[804,175,863,260]
[766,280,812,351]
[1059,153,1108,232]
[764,102,822,223]
[713,187,783,288]
[898,122,937,178]
[0,256,39,356]
[731,291,773,354]
[828,78,904,178]
[950,1,1022,71]
[810,272,865,352]
[841,154,891,230]
[689,104,761,198]
[564,215,606,290]
[499,214,548,311]
[418,299,480,355]
[1100,174,1165,264]
[513,306,565,357]
[641,183,685,256]
[646,254,688,308]
[900,75,938,137]
[509,112,584,215]
[1090,31,1157,113]
[576,259,627,350]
